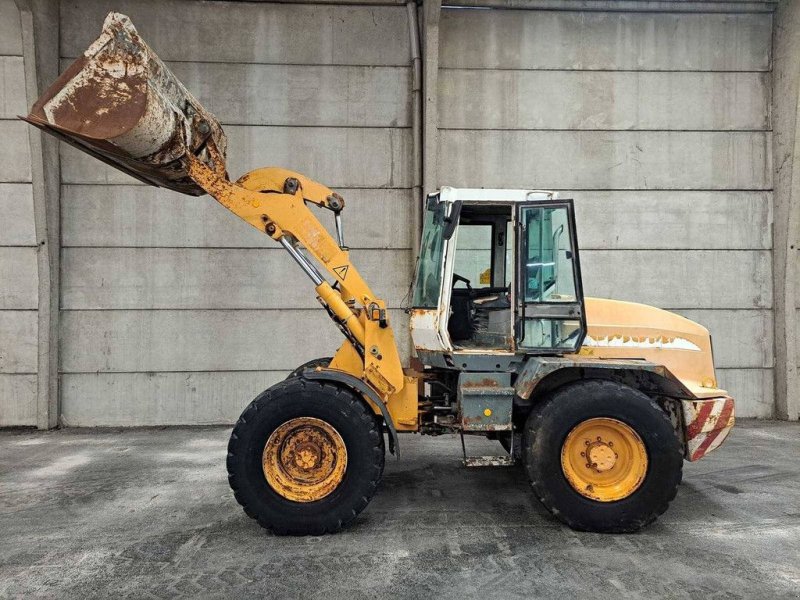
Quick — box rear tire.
[227,377,384,535]
[287,357,332,379]
[522,379,682,533]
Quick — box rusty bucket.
[22,12,226,196]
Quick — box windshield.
[411,201,447,308]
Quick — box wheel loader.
[23,13,735,535]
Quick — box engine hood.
[580,297,722,397]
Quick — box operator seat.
[449,287,477,342]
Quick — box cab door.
[515,200,586,353]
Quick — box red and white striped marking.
[681,396,735,461]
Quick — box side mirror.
[443,201,462,240]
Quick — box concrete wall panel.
[0,0,36,426]
[62,126,412,188]
[61,371,285,426]
[0,184,35,246]
[717,368,774,418]
[581,250,771,309]
[59,367,776,425]
[0,121,32,183]
[0,374,36,426]
[440,9,771,71]
[61,0,411,65]
[0,248,38,309]
[571,192,772,250]
[60,309,410,373]
[0,0,22,56]
[61,248,412,310]
[674,309,773,369]
[438,130,770,190]
[0,310,37,373]
[61,186,412,249]
[167,63,410,128]
[0,56,26,119]
[440,70,769,131]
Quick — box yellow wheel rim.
[262,417,347,503]
[560,417,648,502]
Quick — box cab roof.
[437,187,559,204]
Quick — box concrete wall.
[773,0,800,421]
[437,6,775,417]
[0,0,792,426]
[0,0,37,426]
[57,0,415,425]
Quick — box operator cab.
[410,188,586,363]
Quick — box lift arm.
[186,146,408,400]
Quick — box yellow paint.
[315,282,365,346]
[330,340,363,376]
[388,378,420,431]
[363,318,405,396]
[576,298,725,399]
[560,417,648,502]
[483,408,493,417]
[262,417,347,503]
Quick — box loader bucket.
[21,12,226,196]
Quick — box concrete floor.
[0,421,798,599]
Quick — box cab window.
[453,224,493,287]
[521,206,576,303]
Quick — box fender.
[302,368,400,456]
[515,356,695,401]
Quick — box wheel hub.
[263,417,347,502]
[560,417,648,502]
[586,441,617,472]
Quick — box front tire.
[227,377,384,535]
[522,379,682,533]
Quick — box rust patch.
[262,417,348,503]
[461,377,501,389]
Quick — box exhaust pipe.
[21,12,227,196]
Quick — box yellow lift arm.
[186,147,420,433]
